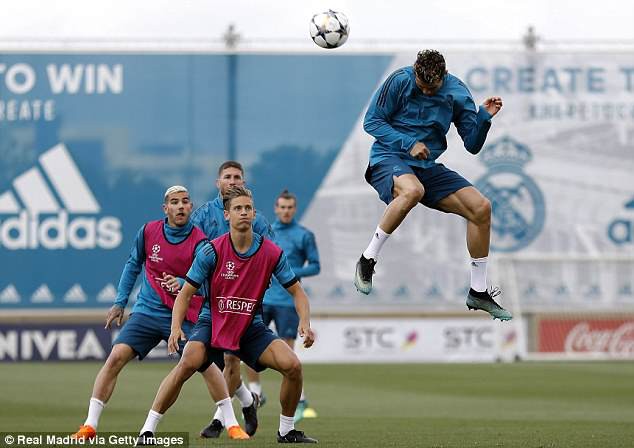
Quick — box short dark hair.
[276,189,296,205]
[223,185,253,211]
[414,50,446,85]
[217,160,244,177]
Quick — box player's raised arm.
[285,281,315,348]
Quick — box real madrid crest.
[474,136,545,252]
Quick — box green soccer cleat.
[293,400,307,423]
[354,255,376,295]
[466,287,512,321]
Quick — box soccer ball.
[309,10,349,49]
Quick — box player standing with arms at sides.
[245,190,320,422]
[191,161,273,438]
[137,186,318,444]
[71,186,247,440]
[354,49,512,321]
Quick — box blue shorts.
[113,312,193,360]
[365,156,472,209]
[189,316,279,373]
[263,304,299,340]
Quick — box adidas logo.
[0,143,122,250]
[0,284,21,303]
[0,283,119,305]
[31,284,54,303]
[64,283,87,303]
[97,284,117,302]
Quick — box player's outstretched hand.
[105,305,124,329]
[168,328,187,355]
[483,96,503,116]
[409,141,430,160]
[299,322,315,348]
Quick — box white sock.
[470,257,488,292]
[363,226,390,261]
[235,382,254,407]
[279,414,294,437]
[84,397,105,429]
[248,382,262,397]
[216,398,238,428]
[140,410,162,435]
[212,406,224,425]
[299,389,306,402]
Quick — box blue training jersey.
[364,66,493,169]
[114,219,206,319]
[263,219,320,307]
[190,194,275,319]
[185,233,297,322]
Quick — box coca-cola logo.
[564,322,634,355]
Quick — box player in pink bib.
[72,186,248,442]
[141,186,318,444]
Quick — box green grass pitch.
[2,362,633,447]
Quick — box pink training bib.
[144,220,207,323]
[209,233,282,350]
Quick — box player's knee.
[280,355,302,381]
[221,356,240,389]
[398,184,424,206]
[105,347,131,371]
[223,355,240,376]
[473,197,492,225]
[176,355,201,379]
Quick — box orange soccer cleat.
[227,425,250,440]
[71,425,96,440]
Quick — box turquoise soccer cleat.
[466,287,513,321]
[354,255,376,295]
[293,400,307,423]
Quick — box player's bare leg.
[201,361,233,402]
[245,365,265,406]
[258,339,317,443]
[223,353,243,393]
[72,343,136,440]
[437,186,511,320]
[200,353,259,438]
[138,342,248,442]
[355,173,424,294]
[92,344,137,402]
[277,337,316,423]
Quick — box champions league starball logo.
[149,244,163,263]
[474,136,545,252]
[221,261,239,280]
